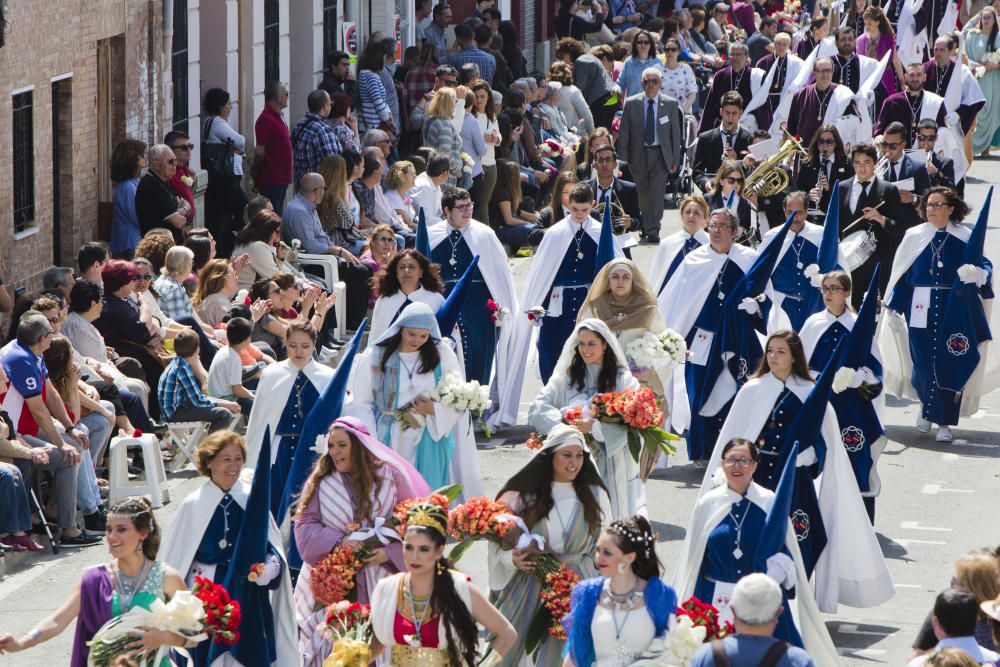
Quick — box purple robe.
[796,36,818,60]
[875,90,948,144]
[786,83,858,147]
[71,566,114,667]
[915,0,947,44]
[924,60,986,134]
[832,53,863,93]
[698,66,756,134]
[856,32,897,96]
[732,1,758,36]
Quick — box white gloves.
[796,446,817,467]
[945,111,960,128]
[848,366,877,389]
[738,297,761,315]
[254,553,281,587]
[766,553,797,590]
[958,264,989,287]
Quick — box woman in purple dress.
[0,497,188,666]
[856,7,904,114]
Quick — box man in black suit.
[585,144,642,233]
[795,124,854,221]
[693,91,752,193]
[879,121,932,229]
[914,118,960,196]
[838,143,904,309]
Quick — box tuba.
[742,128,808,199]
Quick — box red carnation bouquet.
[321,601,373,666]
[192,577,241,645]
[310,545,368,607]
[589,387,678,480]
[446,496,515,560]
[676,596,735,641]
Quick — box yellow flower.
[324,638,371,667]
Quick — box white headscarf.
[551,318,632,382]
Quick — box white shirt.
[475,112,498,167]
[207,345,244,398]
[408,172,443,222]
[906,637,1000,667]
[848,178,872,212]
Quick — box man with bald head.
[749,31,805,130]
[135,143,190,245]
[618,66,683,244]
[281,172,372,330]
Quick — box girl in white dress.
[562,516,677,667]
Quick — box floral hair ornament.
[404,500,449,537]
[609,520,654,558]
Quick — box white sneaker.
[917,416,931,433]
[936,426,953,442]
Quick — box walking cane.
[29,487,60,554]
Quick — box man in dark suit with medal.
[693,91,752,193]
[838,143,904,309]
[585,145,642,232]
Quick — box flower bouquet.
[321,601,373,667]
[487,298,510,327]
[192,577,241,645]
[526,306,547,327]
[523,560,581,655]
[394,372,491,436]
[310,545,368,607]
[625,329,688,375]
[540,139,565,158]
[86,590,210,666]
[832,366,881,400]
[630,598,732,665]
[676,596,734,641]
[391,486,464,537]
[459,151,474,175]
[446,496,515,560]
[589,388,678,479]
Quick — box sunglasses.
[164,158,177,165]
[137,274,153,281]
[172,143,195,151]
[374,235,395,243]
[642,78,660,85]
[725,176,744,184]
[882,141,901,149]
[917,134,938,142]
[817,138,835,145]
[665,46,679,52]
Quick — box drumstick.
[841,202,886,235]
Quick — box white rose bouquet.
[832,365,881,399]
[87,591,207,666]
[625,329,688,375]
[396,372,493,436]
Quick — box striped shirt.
[449,45,497,86]
[158,356,218,419]
[153,274,195,321]
[291,112,342,189]
[357,70,391,134]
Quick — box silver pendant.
[449,257,458,266]
[614,312,627,323]
[718,291,725,300]
[577,251,585,260]
[733,546,744,559]
[796,262,803,269]
[218,538,228,549]
[937,261,944,268]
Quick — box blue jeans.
[0,465,32,533]
[78,410,113,514]
[497,222,540,250]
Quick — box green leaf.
[433,484,465,502]
[525,605,552,655]
[626,429,642,463]
[447,539,477,561]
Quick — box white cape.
[158,477,300,667]
[649,229,710,298]
[697,373,896,612]
[672,483,840,667]
[495,216,623,427]
[877,222,998,414]
[244,360,336,470]
[369,287,446,344]
[427,219,520,421]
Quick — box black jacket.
[796,156,854,213]
[693,127,752,193]
[837,176,904,307]
[584,176,642,232]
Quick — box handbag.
[201,116,236,177]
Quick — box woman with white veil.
[528,318,644,520]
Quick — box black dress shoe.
[640,234,661,245]
[60,532,102,547]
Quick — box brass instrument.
[593,193,630,232]
[742,129,808,199]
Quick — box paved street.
[1,159,999,665]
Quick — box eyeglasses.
[164,158,177,165]
[917,134,938,142]
[136,274,153,281]
[665,46,680,52]
[708,223,734,231]
[451,203,474,211]
[641,78,660,85]
[374,235,395,243]
[171,143,195,151]
[882,141,901,149]
[817,138,835,145]
[46,316,64,325]
[926,201,950,209]
[820,285,845,293]
[722,457,753,467]
[725,176,744,184]
[43,329,55,338]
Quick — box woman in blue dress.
[800,270,885,523]
[563,515,677,667]
[697,332,894,615]
[881,187,995,443]
[159,431,298,666]
[673,438,840,664]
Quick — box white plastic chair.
[297,252,348,340]
[165,422,208,473]
[108,434,170,508]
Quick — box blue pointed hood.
[416,207,431,258]
[212,427,277,664]
[279,320,369,569]
[936,187,994,391]
[784,337,846,471]
[593,196,617,279]
[817,180,842,272]
[844,265,880,369]
[437,255,480,337]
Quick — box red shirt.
[255,106,293,188]
[168,164,197,223]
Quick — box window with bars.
[322,0,338,57]
[12,91,35,233]
[171,0,189,132]
[264,0,280,85]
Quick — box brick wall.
[0,0,164,295]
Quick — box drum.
[839,229,877,272]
